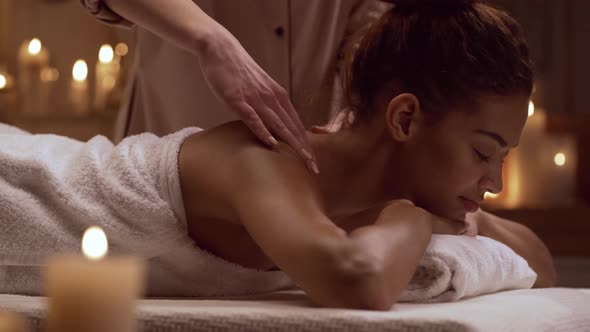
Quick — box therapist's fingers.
[273,86,316,163]
[250,98,319,174]
[261,89,318,174]
[232,101,277,147]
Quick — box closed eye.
[473,148,490,163]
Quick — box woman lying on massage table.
[0,0,555,310]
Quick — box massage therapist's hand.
[196,23,318,174]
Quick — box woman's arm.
[101,0,215,55]
[474,209,557,288]
[235,186,433,310]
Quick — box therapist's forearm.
[477,210,557,288]
[102,0,219,54]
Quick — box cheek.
[417,141,479,206]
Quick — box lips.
[460,196,480,213]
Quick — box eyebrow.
[474,129,508,147]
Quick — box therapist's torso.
[83,0,386,140]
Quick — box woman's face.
[398,94,529,221]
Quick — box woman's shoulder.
[179,121,319,220]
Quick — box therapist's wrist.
[191,19,228,57]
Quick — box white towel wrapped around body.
[0,124,536,303]
[0,125,292,296]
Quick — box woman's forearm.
[477,210,557,288]
[102,0,218,55]
[344,202,433,309]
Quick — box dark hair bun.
[381,0,477,8]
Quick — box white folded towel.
[0,124,536,303]
[399,234,538,303]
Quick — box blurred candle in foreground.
[0,311,29,332]
[45,226,144,332]
[69,59,89,114]
[94,44,120,111]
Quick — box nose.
[480,164,503,195]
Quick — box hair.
[344,0,533,123]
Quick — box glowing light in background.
[41,68,59,82]
[0,74,6,90]
[115,43,128,57]
[484,192,499,200]
[554,152,566,167]
[528,100,535,117]
[28,38,42,55]
[98,44,114,63]
[72,60,88,82]
[82,226,108,260]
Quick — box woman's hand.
[197,23,318,173]
[461,210,481,237]
[382,200,469,236]
[431,215,470,236]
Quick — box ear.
[384,93,422,142]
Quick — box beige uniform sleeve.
[79,0,134,28]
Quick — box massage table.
[1,288,589,331]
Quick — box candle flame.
[28,38,42,55]
[72,60,88,82]
[98,44,114,63]
[528,101,535,117]
[115,43,128,57]
[82,226,108,260]
[554,152,566,167]
[0,74,6,90]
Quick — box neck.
[307,124,402,218]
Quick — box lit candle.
[69,59,89,114]
[94,44,120,111]
[0,311,29,332]
[501,106,577,208]
[0,69,17,115]
[17,38,50,115]
[45,226,144,332]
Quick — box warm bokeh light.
[115,42,128,57]
[82,226,108,260]
[98,44,114,63]
[484,192,499,200]
[0,74,6,90]
[554,152,566,167]
[41,68,59,82]
[103,76,116,89]
[528,100,535,117]
[72,60,88,82]
[27,38,42,55]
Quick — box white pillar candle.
[0,311,29,332]
[0,70,17,115]
[69,59,89,115]
[45,226,144,332]
[94,44,120,111]
[17,38,49,115]
[505,106,578,208]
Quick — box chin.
[428,202,466,222]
